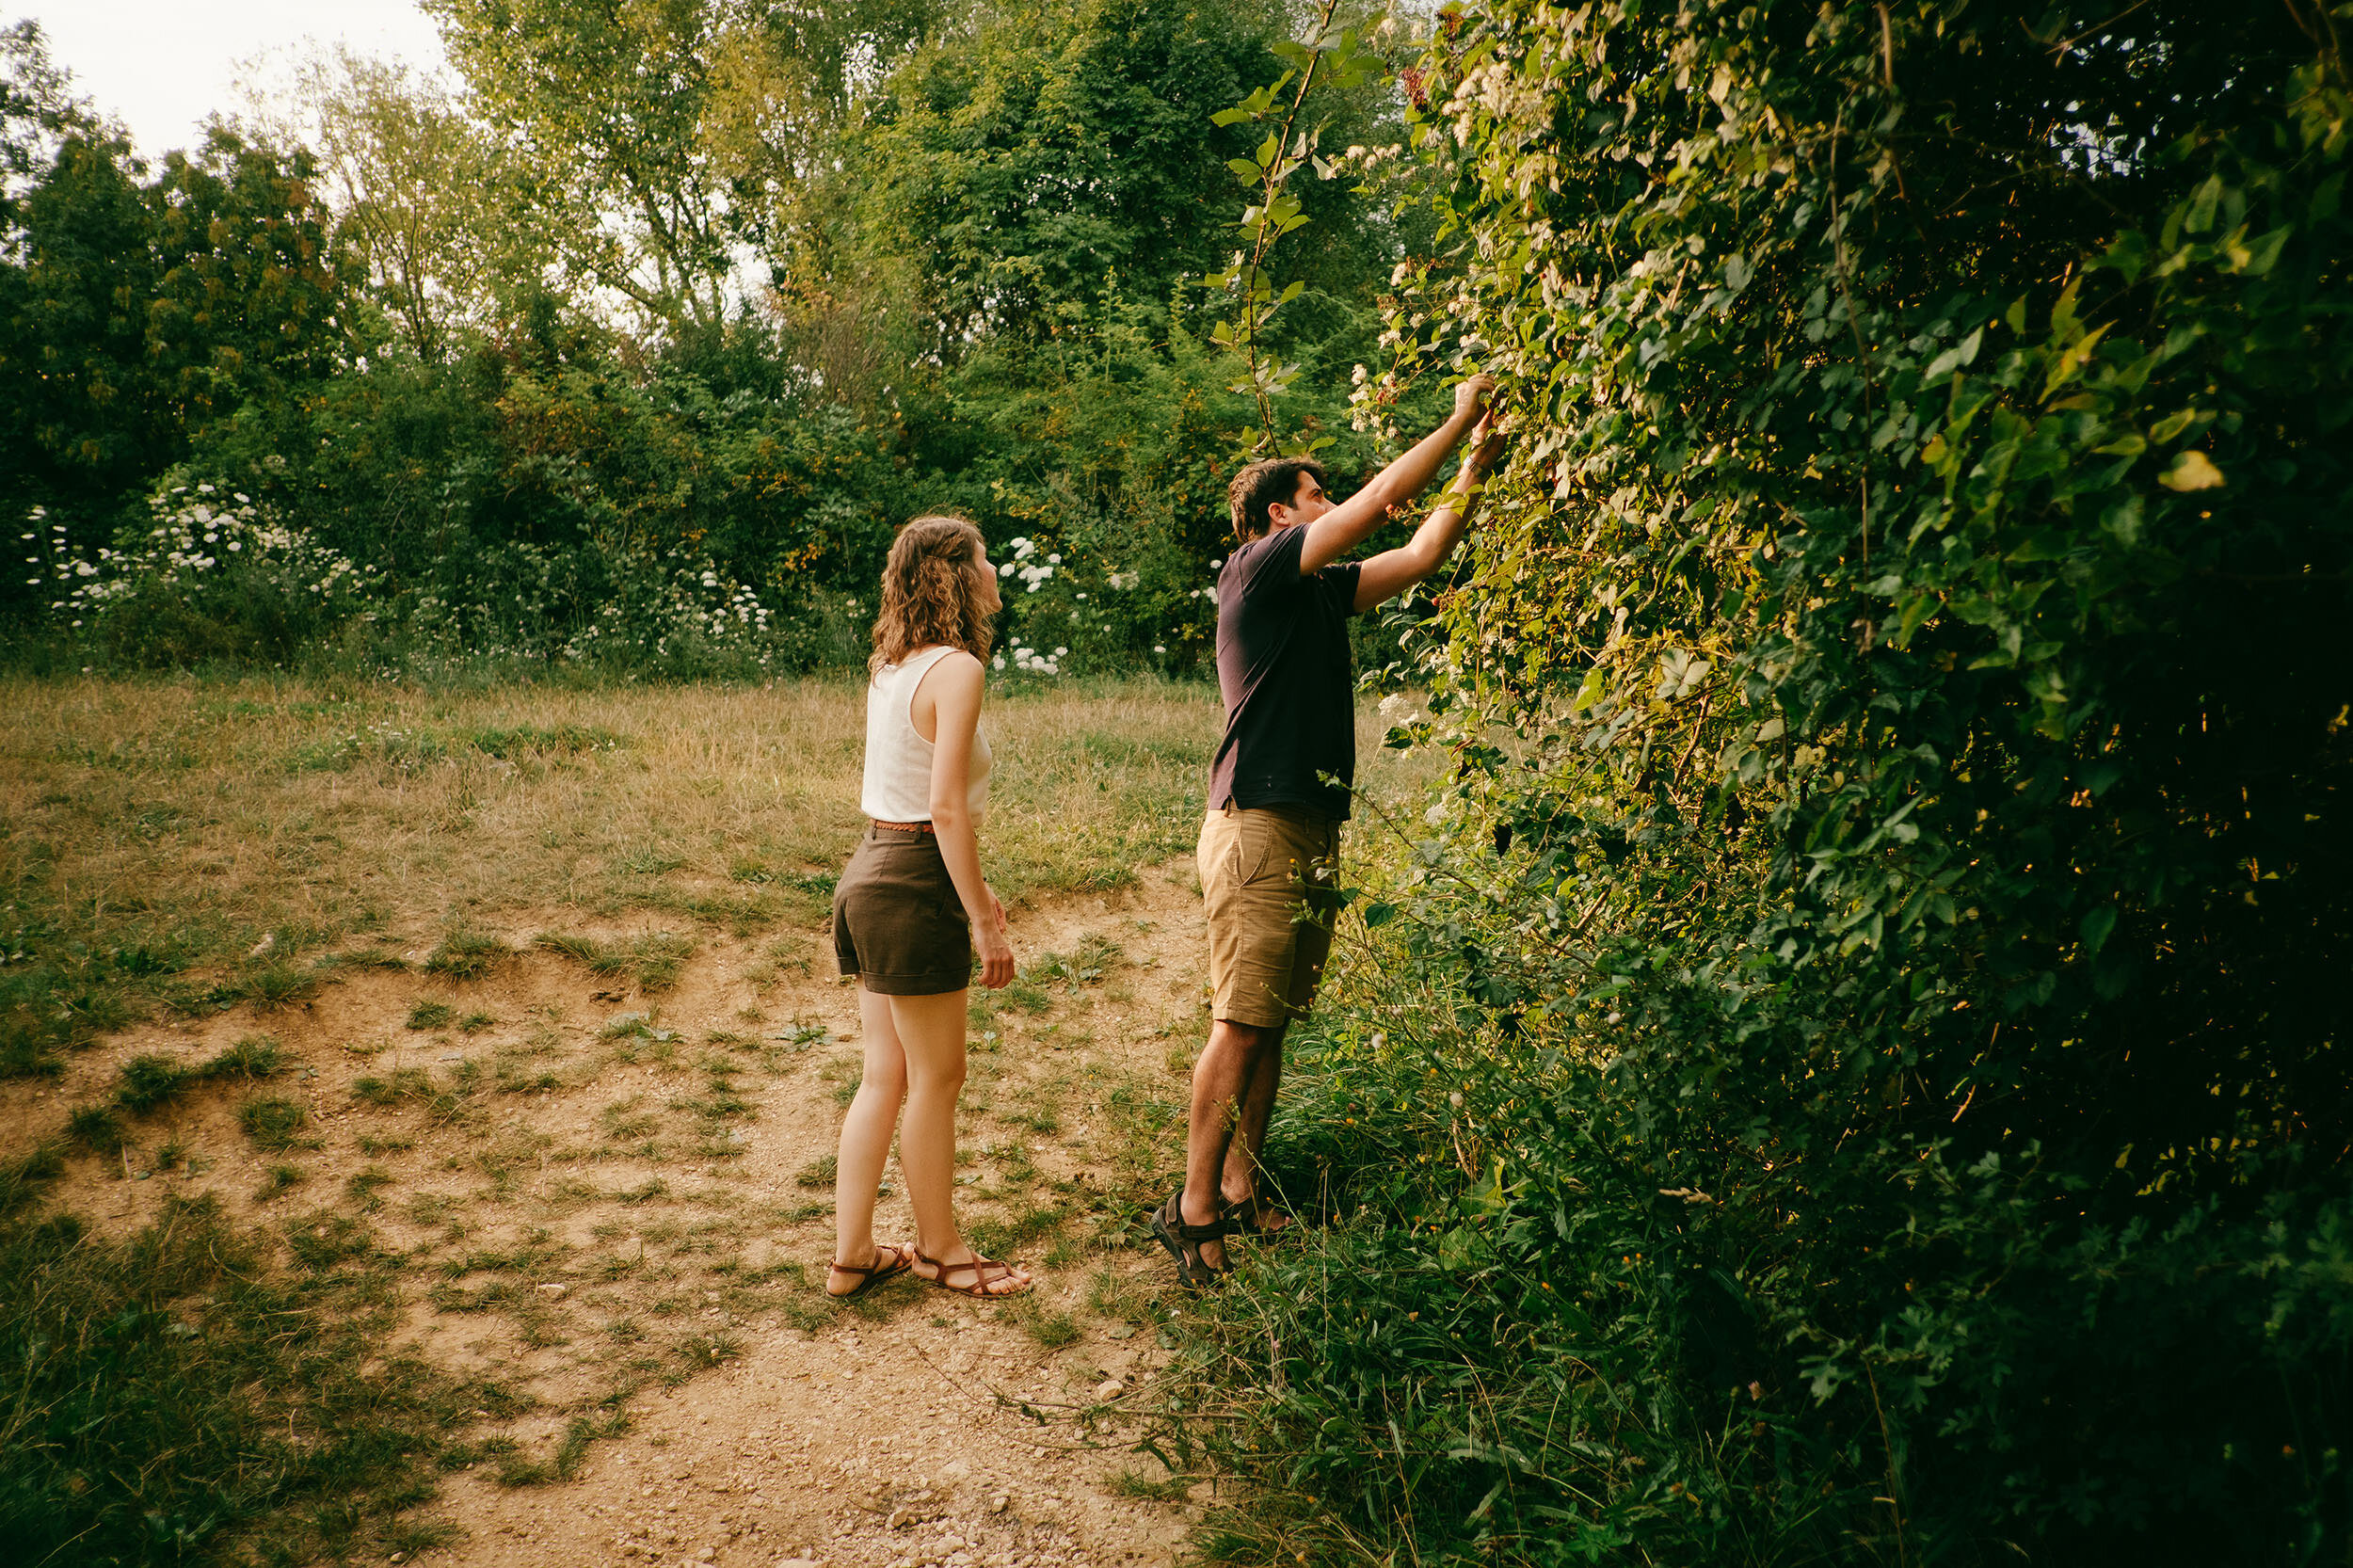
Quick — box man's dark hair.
[1227,456,1327,543]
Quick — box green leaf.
[2239,224,2293,276]
[2184,174,2223,234]
[2158,450,2225,491]
[2080,904,2118,957]
[1209,106,1254,127]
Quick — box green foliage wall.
[1185,4,2353,1563]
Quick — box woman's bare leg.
[890,988,1031,1295]
[830,986,909,1294]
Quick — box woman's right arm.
[923,653,1016,989]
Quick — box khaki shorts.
[1198,805,1342,1029]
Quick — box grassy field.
[0,674,1262,1080]
[0,673,1433,1567]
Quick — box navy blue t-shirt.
[1207,523,1363,819]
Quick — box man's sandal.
[826,1240,914,1298]
[916,1248,1032,1298]
[1150,1190,1235,1289]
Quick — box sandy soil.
[8,860,1222,1568]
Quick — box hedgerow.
[1176,5,2353,1563]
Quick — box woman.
[825,515,1032,1300]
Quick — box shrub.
[38,480,377,667]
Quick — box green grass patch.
[536,930,696,992]
[406,999,456,1030]
[238,1096,311,1151]
[460,724,621,760]
[255,1164,305,1200]
[0,1196,469,1566]
[111,1034,287,1115]
[422,931,510,980]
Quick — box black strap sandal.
[1149,1189,1236,1289]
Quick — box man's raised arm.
[1351,413,1506,612]
[1298,375,1494,575]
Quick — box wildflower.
[1152,645,1166,654]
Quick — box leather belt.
[871,819,935,834]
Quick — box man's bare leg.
[1219,1032,1289,1231]
[1181,1016,1282,1272]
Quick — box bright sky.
[19,1,448,158]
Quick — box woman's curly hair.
[870,515,994,676]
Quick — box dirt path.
[13,860,1217,1568]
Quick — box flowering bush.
[32,479,378,666]
[986,504,1218,677]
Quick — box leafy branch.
[1207,0,1373,456]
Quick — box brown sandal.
[827,1241,913,1298]
[915,1247,1032,1298]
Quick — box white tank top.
[860,645,991,824]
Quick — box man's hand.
[1453,373,1497,424]
[1465,409,1505,472]
[1299,374,1501,574]
[1350,405,1512,613]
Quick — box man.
[1152,375,1505,1284]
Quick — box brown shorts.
[1198,805,1342,1029]
[832,825,972,996]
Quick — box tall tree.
[253,49,521,363]
[424,0,734,329]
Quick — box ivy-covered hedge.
[1182,5,2352,1562]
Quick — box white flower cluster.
[996,536,1060,594]
[1105,569,1140,590]
[35,484,376,630]
[992,639,1067,676]
[554,553,776,665]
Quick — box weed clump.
[66,1105,124,1155]
[423,932,509,981]
[536,931,696,992]
[406,1000,456,1031]
[237,1096,310,1151]
[109,1035,287,1116]
[255,1164,304,1200]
